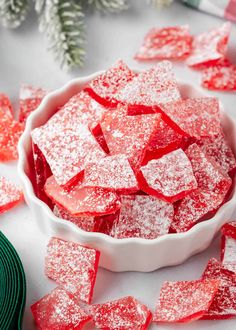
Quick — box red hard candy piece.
[53,204,95,232]
[80,154,139,194]
[159,97,221,139]
[111,195,173,239]
[221,235,236,274]
[91,296,152,329]
[45,175,121,217]
[101,105,161,170]
[45,237,100,303]
[172,144,232,232]
[0,176,23,214]
[85,60,136,108]
[138,149,197,203]
[201,62,236,91]
[117,61,181,114]
[94,212,119,235]
[31,287,91,329]
[0,93,13,117]
[153,279,220,323]
[222,222,236,240]
[187,22,231,68]
[196,130,236,174]
[201,258,236,319]
[135,25,193,61]
[91,123,110,154]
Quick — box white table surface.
[0,0,236,329]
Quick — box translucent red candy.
[0,93,13,117]
[153,279,220,323]
[196,130,236,174]
[53,205,95,232]
[222,222,236,240]
[159,97,221,139]
[172,144,232,232]
[85,60,136,108]
[45,237,100,303]
[45,175,121,217]
[221,231,236,274]
[90,296,152,329]
[201,62,236,91]
[19,84,47,123]
[101,105,161,170]
[187,22,231,68]
[117,61,181,114]
[138,149,197,203]
[31,287,91,329]
[111,195,174,239]
[80,154,139,194]
[201,258,236,319]
[0,176,23,214]
[135,25,193,61]
[143,119,183,163]
[94,212,119,235]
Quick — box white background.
[0,0,236,329]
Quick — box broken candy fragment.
[111,195,173,239]
[0,176,23,214]
[222,222,236,240]
[94,212,119,235]
[45,237,100,303]
[45,175,121,217]
[31,287,91,329]
[0,93,13,117]
[138,149,197,203]
[153,279,219,323]
[201,258,236,319]
[90,296,152,329]
[135,25,193,60]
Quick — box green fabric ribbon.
[0,232,26,330]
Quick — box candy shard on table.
[90,296,152,329]
[0,176,24,214]
[45,237,100,304]
[138,149,197,203]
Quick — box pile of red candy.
[31,60,236,238]
[31,224,236,328]
[135,23,236,91]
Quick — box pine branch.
[147,0,173,8]
[81,0,129,13]
[0,0,29,28]
[39,0,85,69]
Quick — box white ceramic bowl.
[18,72,236,272]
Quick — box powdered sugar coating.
[222,237,236,274]
[160,97,221,138]
[222,222,236,240]
[202,258,236,319]
[31,287,91,329]
[91,296,152,329]
[138,149,197,203]
[111,195,174,239]
[45,238,100,303]
[187,22,231,67]
[153,279,219,323]
[0,176,23,213]
[135,25,193,60]
[0,93,13,117]
[45,175,121,216]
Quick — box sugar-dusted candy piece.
[111,195,173,239]
[153,279,219,323]
[31,287,91,329]
[80,154,139,194]
[0,176,23,213]
[32,122,106,187]
[0,93,13,117]
[201,258,236,319]
[172,144,232,232]
[143,119,183,163]
[101,105,161,170]
[201,61,236,91]
[222,222,236,240]
[45,175,121,216]
[187,22,231,68]
[91,123,110,154]
[45,237,100,303]
[85,60,136,107]
[159,97,221,139]
[197,131,236,174]
[91,296,152,329]
[94,212,119,235]
[53,205,95,232]
[19,84,47,123]
[138,149,197,203]
[117,61,181,114]
[222,236,236,274]
[135,25,193,61]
